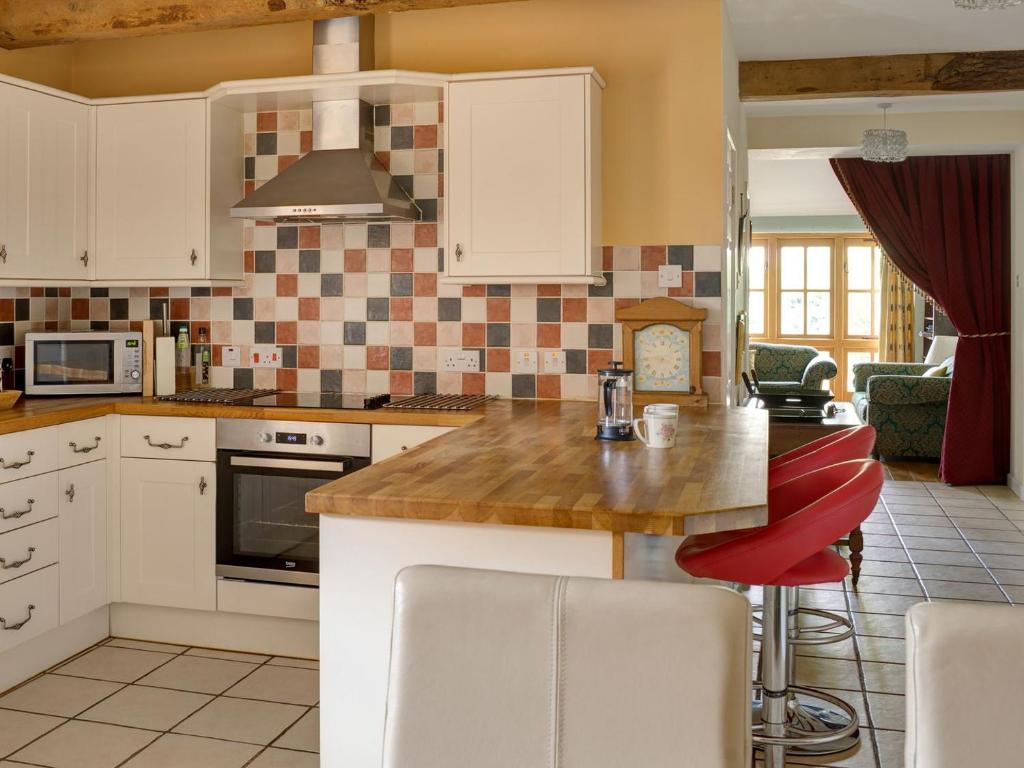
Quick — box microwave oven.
[25,331,144,395]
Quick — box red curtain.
[831,155,1010,485]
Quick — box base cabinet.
[120,457,215,611]
[371,425,455,464]
[59,460,107,624]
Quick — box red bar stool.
[676,459,883,768]
[769,425,876,490]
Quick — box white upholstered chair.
[382,565,753,768]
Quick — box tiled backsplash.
[3,103,724,402]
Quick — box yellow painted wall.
[0,45,74,90]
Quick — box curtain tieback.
[958,331,1009,338]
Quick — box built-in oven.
[215,418,371,586]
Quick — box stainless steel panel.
[215,418,371,457]
[217,566,318,587]
[230,456,350,472]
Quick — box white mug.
[633,407,679,448]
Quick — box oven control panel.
[217,419,371,458]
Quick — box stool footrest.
[752,605,854,646]
[751,684,859,748]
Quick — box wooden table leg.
[848,525,864,587]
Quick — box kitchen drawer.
[0,565,59,653]
[0,518,58,586]
[59,418,108,468]
[0,427,58,484]
[0,473,58,537]
[121,416,215,462]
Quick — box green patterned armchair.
[750,342,838,394]
[852,363,950,459]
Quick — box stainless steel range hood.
[230,18,420,223]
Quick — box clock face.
[634,324,690,392]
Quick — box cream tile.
[183,648,271,664]
[224,666,318,706]
[847,592,924,616]
[893,524,961,539]
[11,720,158,768]
[104,639,187,654]
[78,685,212,731]
[991,568,1024,586]
[247,747,319,768]
[856,561,916,579]
[792,657,862,691]
[55,647,174,684]
[1002,585,1024,603]
[861,661,905,695]
[136,656,258,695]
[907,549,981,567]
[273,708,318,752]
[121,734,260,768]
[172,697,305,746]
[970,540,1024,556]
[900,536,970,552]
[914,564,993,583]
[978,552,1024,569]
[923,580,1008,602]
[0,709,64,756]
[848,576,923,597]
[873,729,906,768]
[856,636,905,664]
[0,674,122,717]
[890,514,953,528]
[866,692,905,731]
[852,612,906,639]
[266,657,318,670]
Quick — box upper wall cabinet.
[444,69,603,285]
[95,99,207,281]
[0,83,90,281]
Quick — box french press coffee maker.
[596,361,635,441]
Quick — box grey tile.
[874,729,906,768]
[55,647,175,684]
[1004,585,1024,603]
[914,564,993,583]
[256,133,276,155]
[990,568,1024,586]
[588,273,613,297]
[923,580,1008,602]
[367,224,390,248]
[79,686,212,731]
[374,104,390,126]
[437,297,461,322]
[856,561,916,579]
[866,692,905,731]
[861,547,910,563]
[565,349,587,375]
[792,657,861,691]
[413,372,436,396]
[298,250,320,273]
[907,549,981,567]
[266,658,318,671]
[856,636,905,664]
[847,592,925,616]
[894,524,961,539]
[254,322,275,344]
[121,733,260,768]
[173,697,305,746]
[320,370,343,393]
[847,575,922,597]
[967,540,1024,556]
[232,298,253,321]
[536,298,560,322]
[486,284,511,297]
[320,273,343,297]
[891,514,953,528]
[511,374,536,399]
[389,347,412,371]
[694,272,721,297]
[136,656,258,695]
[852,612,906,639]
[0,674,123,717]
[390,273,413,297]
[12,720,159,768]
[254,251,276,273]
[900,536,970,552]
[977,552,1024,569]
[390,126,413,150]
[343,321,366,345]
[666,245,693,269]
[486,323,510,348]
[366,297,389,321]
[963,528,1024,542]
[861,661,905,695]
[587,324,613,349]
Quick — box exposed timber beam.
[740,50,1024,101]
[0,0,523,49]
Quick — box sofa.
[750,342,838,394]
[851,362,950,459]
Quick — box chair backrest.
[769,425,877,489]
[382,565,752,768]
[906,602,1024,767]
[751,342,818,380]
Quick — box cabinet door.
[0,82,30,278]
[120,458,214,611]
[59,460,107,624]
[371,425,454,464]
[447,75,587,279]
[95,99,206,281]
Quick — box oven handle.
[229,456,350,473]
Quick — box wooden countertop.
[306,401,769,535]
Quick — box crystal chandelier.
[953,0,1022,9]
[861,104,908,163]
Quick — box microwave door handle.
[229,456,351,473]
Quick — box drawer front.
[0,474,59,537]
[0,565,59,653]
[121,416,215,462]
[59,417,109,468]
[0,427,58,484]
[0,518,58,586]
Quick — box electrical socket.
[440,349,480,373]
[541,350,567,374]
[658,264,683,288]
[512,350,538,374]
[222,346,241,367]
[250,345,283,368]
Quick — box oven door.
[216,451,358,586]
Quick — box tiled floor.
[0,638,318,768]
[754,478,1024,767]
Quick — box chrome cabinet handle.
[80,250,89,267]
[1,604,35,631]
[0,450,34,470]
[455,243,464,262]
[190,249,198,266]
[0,546,35,570]
[69,437,102,454]
[199,477,207,495]
[65,484,75,503]
[143,435,188,450]
[0,499,34,521]
[0,244,6,264]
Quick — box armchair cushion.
[852,362,932,393]
[801,355,839,390]
[751,343,837,393]
[867,375,952,406]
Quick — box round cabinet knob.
[130,371,140,379]
[400,445,409,452]
[310,435,325,446]
[258,432,273,443]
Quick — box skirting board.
[110,603,318,659]
[0,606,109,695]
[1007,473,1024,501]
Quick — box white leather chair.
[906,602,1024,767]
[382,565,752,768]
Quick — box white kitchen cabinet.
[95,99,207,281]
[0,82,90,282]
[371,425,455,464]
[120,457,215,611]
[58,460,107,623]
[444,69,603,285]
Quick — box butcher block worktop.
[306,400,769,535]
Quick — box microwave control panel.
[122,336,143,390]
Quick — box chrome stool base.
[752,694,860,756]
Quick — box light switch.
[658,264,682,288]
[512,349,538,374]
[222,346,241,367]
[541,350,567,374]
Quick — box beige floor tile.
[135,656,258,695]
[797,590,848,611]
[991,569,1024,586]
[172,697,305,746]
[266,657,318,670]
[851,612,905,639]
[184,648,271,664]
[979,552,1024,569]
[950,516,1018,531]
[969,540,1024,556]
[1003,585,1024,603]
[78,685,212,731]
[247,747,319,768]
[963,528,1024,543]
[860,534,903,549]
[893,524,961,539]
[860,548,909,563]
[859,522,896,535]
[224,666,318,706]
[891,514,953,528]
[797,637,857,661]
[873,729,905,768]
[900,536,970,552]
[104,639,187,655]
[120,734,260,768]
[855,561,916,579]
[856,636,905,664]
[792,657,862,692]
[861,662,905,695]
[11,720,158,768]
[848,575,923,597]
[55,647,174,684]
[847,592,924,616]
[866,692,905,731]
[907,549,981,567]
[0,709,64,757]
[923,580,1007,602]
[914,564,993,583]
[940,506,1003,519]
[273,708,318,752]
[0,674,122,717]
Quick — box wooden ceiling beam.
[740,50,1024,101]
[0,0,522,49]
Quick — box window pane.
[848,292,872,335]
[781,291,805,335]
[749,291,765,336]
[807,292,830,335]
[748,246,766,290]
[874,247,883,289]
[807,247,831,289]
[780,247,805,289]
[847,246,873,290]
[874,290,881,337]
[847,351,877,393]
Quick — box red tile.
[486,297,510,322]
[614,298,640,312]
[414,322,437,346]
[278,155,298,173]
[300,130,313,154]
[562,298,587,322]
[702,351,721,377]
[413,273,437,297]
[414,125,438,149]
[488,348,510,372]
[276,321,297,344]
[461,284,485,297]
[376,151,390,171]
[367,346,390,370]
[0,300,13,322]
[276,274,298,296]
[299,226,320,249]
[298,297,320,320]
[149,287,168,298]
[537,323,561,348]
[298,346,320,369]
[668,272,694,298]
[243,250,255,273]
[276,368,298,392]
[71,298,89,320]
[641,245,667,271]
[390,371,413,396]
[588,349,613,374]
[14,345,24,367]
[344,249,366,272]
[602,246,613,271]
[537,374,561,400]
[213,287,233,297]
[212,345,223,366]
[415,223,437,248]
[462,372,485,395]
[256,112,277,131]
[30,287,43,298]
[45,321,58,331]
[390,297,413,321]
[244,180,256,195]
[462,323,485,347]
[169,298,190,320]
[390,249,413,272]
[537,284,561,297]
